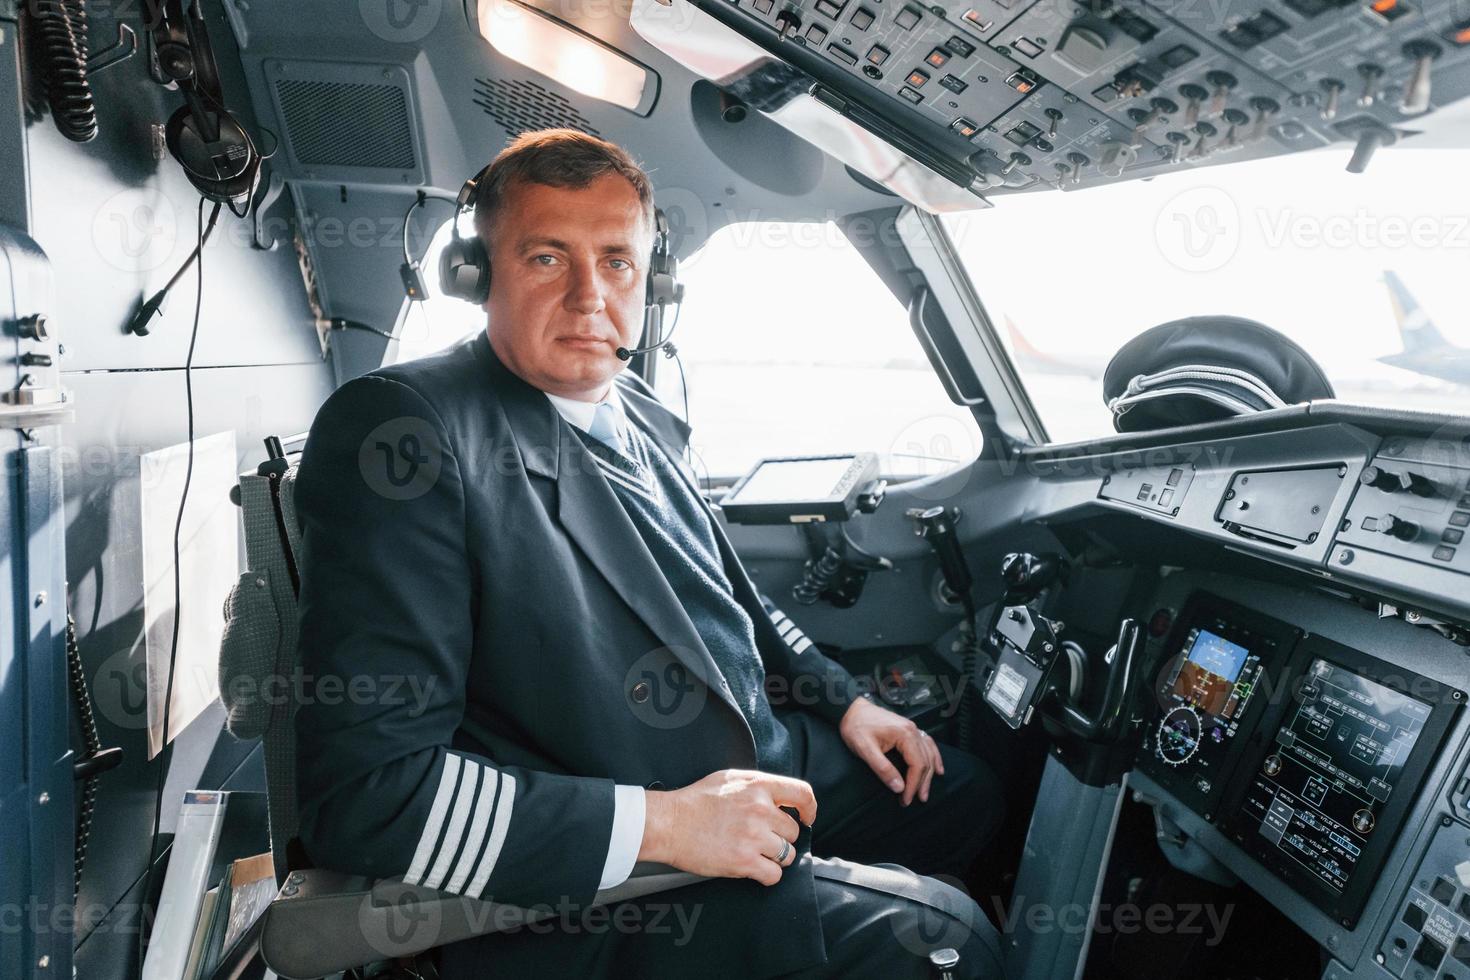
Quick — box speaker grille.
[472,77,601,138]
[275,78,416,170]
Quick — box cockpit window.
[943,147,1470,444]
[651,219,982,481]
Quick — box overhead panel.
[641,0,1470,200]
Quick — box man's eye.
[609,258,631,270]
[533,254,558,266]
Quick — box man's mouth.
[556,336,612,349]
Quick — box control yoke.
[1045,617,1142,742]
[981,552,1142,742]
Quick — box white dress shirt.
[544,385,646,890]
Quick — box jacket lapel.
[617,386,777,640]
[473,335,747,725]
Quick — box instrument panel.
[1223,635,1461,927]
[1135,592,1463,928]
[687,0,1470,201]
[1136,594,1301,817]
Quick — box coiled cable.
[792,545,844,606]
[31,0,98,142]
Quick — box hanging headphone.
[437,163,684,309]
[147,0,262,207]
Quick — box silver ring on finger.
[777,838,791,864]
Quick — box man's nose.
[563,260,606,315]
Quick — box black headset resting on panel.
[438,163,685,355]
[147,0,262,207]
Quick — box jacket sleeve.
[754,596,862,727]
[293,374,614,908]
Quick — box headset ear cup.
[164,103,260,204]
[438,235,491,305]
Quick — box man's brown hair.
[472,128,655,250]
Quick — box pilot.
[293,128,1004,978]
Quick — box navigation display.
[1135,596,1299,817]
[1236,659,1431,895]
[1224,637,1460,926]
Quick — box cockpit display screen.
[729,457,856,504]
[1135,595,1300,817]
[1225,638,1460,926]
[719,453,878,524]
[1172,630,1251,718]
[1237,660,1429,894]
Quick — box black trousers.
[436,712,1006,978]
[781,708,1005,882]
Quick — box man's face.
[483,174,653,401]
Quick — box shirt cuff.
[598,784,646,890]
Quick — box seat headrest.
[1102,315,1335,433]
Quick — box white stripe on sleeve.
[445,767,498,894]
[404,754,462,885]
[423,762,479,890]
[465,773,517,899]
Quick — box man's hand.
[839,696,944,806]
[639,770,816,886]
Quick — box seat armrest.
[259,867,703,979]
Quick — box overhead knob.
[1357,62,1384,107]
[1319,78,1344,121]
[1248,96,1281,141]
[1205,70,1237,115]
[1045,107,1064,140]
[1179,83,1208,125]
[1000,152,1031,177]
[1377,513,1419,541]
[1400,40,1441,115]
[1360,465,1437,497]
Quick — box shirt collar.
[544,384,625,436]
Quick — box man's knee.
[884,871,1003,978]
[812,860,1003,979]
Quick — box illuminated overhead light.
[475,0,658,115]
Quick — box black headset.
[147,0,262,207]
[437,163,684,310]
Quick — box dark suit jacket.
[293,330,862,976]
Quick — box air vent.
[275,78,416,170]
[472,77,601,138]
